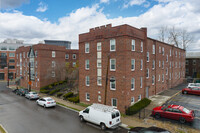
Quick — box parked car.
[15,89,29,96]
[79,103,121,130]
[152,104,194,123]
[36,97,56,108]
[187,83,200,88]
[128,126,171,133]
[182,87,200,95]
[25,92,39,100]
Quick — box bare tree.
[168,26,180,47]
[158,26,168,43]
[180,29,193,50]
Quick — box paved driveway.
[0,83,127,133]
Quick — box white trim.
[131,59,135,71]
[110,39,116,51]
[110,59,116,71]
[131,39,135,51]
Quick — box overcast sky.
[0,0,199,51]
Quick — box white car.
[25,92,39,100]
[79,103,121,130]
[36,97,56,108]
[187,83,200,88]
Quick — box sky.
[0,0,199,51]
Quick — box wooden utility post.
[104,54,110,105]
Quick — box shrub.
[49,88,60,95]
[63,92,74,99]
[68,96,79,103]
[53,82,59,86]
[40,90,50,94]
[48,85,53,89]
[59,81,64,84]
[125,98,151,115]
[56,92,63,97]
[40,85,48,90]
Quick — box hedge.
[63,92,74,99]
[68,96,79,103]
[49,88,60,95]
[40,90,50,94]
[40,85,49,90]
[56,92,64,97]
[125,98,151,115]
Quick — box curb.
[119,123,130,130]
[0,124,8,133]
[162,90,182,106]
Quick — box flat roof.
[186,52,200,58]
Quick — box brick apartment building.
[0,39,26,80]
[185,52,200,78]
[16,44,78,91]
[79,24,185,113]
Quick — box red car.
[182,87,200,95]
[152,105,195,123]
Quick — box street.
[0,82,127,133]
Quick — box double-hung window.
[86,76,90,86]
[85,60,89,70]
[110,39,116,51]
[131,78,135,90]
[131,59,135,71]
[85,43,89,53]
[110,59,116,71]
[132,40,135,51]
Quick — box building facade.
[79,24,185,113]
[0,39,27,80]
[185,52,200,78]
[44,40,71,49]
[16,44,79,91]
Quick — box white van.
[79,103,121,130]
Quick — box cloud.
[0,0,29,9]
[123,0,146,8]
[36,2,48,12]
[0,0,200,51]
[100,0,109,3]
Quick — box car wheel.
[44,104,46,108]
[79,116,84,122]
[20,93,22,96]
[184,91,187,94]
[100,123,106,130]
[179,117,186,124]
[155,113,160,119]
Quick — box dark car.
[16,89,29,96]
[128,126,171,133]
[182,87,200,95]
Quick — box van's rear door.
[110,111,121,128]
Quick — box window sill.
[110,88,116,91]
[86,99,90,101]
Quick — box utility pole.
[29,62,31,92]
[7,62,9,87]
[104,54,110,105]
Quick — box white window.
[176,62,177,68]
[141,41,143,52]
[52,71,55,77]
[162,61,164,69]
[17,54,18,59]
[23,52,25,58]
[138,95,142,101]
[111,98,117,107]
[85,76,90,86]
[162,47,164,55]
[162,74,164,82]
[65,54,69,59]
[166,68,168,75]
[97,77,102,86]
[175,51,177,57]
[170,61,171,68]
[132,40,135,51]
[170,49,171,56]
[52,51,55,57]
[85,43,89,53]
[159,61,161,68]
[131,78,135,90]
[72,62,76,67]
[35,51,38,57]
[158,75,160,81]
[97,59,101,68]
[193,60,196,65]
[9,53,15,57]
[152,45,155,54]
[72,54,76,59]
[152,75,155,85]
[159,46,161,53]
[131,59,135,71]
[110,39,116,51]
[140,77,142,88]
[85,60,89,70]
[147,52,149,62]
[179,52,180,58]
[110,59,116,71]
[86,93,90,101]
[97,69,102,76]
[141,60,143,70]
[169,73,171,80]
[152,60,155,69]
[97,42,101,51]
[146,68,149,78]
[166,55,168,62]
[98,95,101,102]
[52,61,55,68]
[131,97,135,104]
[27,52,29,58]
[110,77,116,90]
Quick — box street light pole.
[7,62,9,87]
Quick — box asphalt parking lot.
[162,92,200,130]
